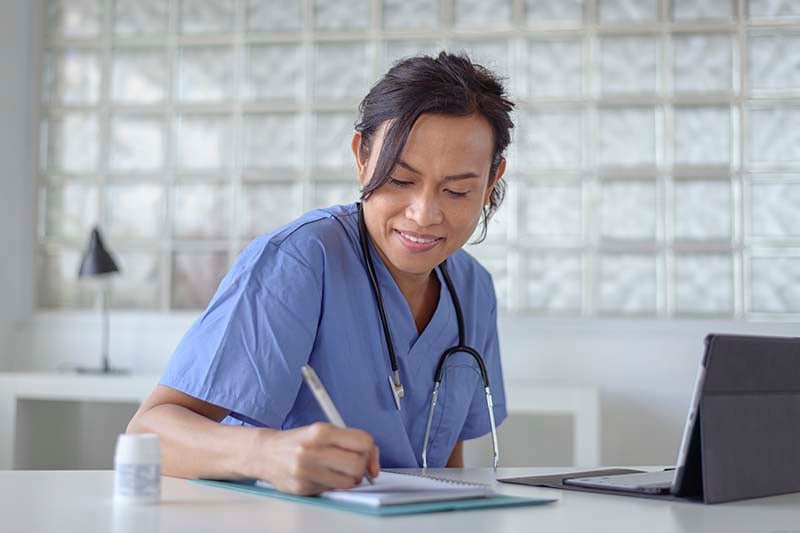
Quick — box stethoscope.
[356,202,499,469]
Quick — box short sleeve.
[458,295,507,441]
[159,240,322,428]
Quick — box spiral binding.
[389,470,491,489]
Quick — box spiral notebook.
[193,471,557,516]
[277,471,492,507]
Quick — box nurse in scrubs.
[127,52,514,495]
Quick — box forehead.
[398,113,495,170]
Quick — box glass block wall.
[38,0,800,319]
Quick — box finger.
[308,423,375,454]
[321,446,372,480]
[368,445,380,478]
[303,461,363,491]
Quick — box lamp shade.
[78,226,121,278]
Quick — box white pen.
[300,365,375,485]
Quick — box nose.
[405,193,443,227]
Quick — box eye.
[389,178,413,188]
[445,189,470,199]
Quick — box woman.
[127,52,514,496]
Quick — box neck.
[372,247,440,334]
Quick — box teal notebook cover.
[192,478,557,517]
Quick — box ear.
[483,157,506,206]
[351,132,370,187]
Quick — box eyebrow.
[397,160,481,182]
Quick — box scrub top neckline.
[353,210,454,374]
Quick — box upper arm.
[134,384,230,424]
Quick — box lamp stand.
[76,285,129,375]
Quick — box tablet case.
[501,334,800,505]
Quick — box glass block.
[49,0,102,38]
[750,256,800,313]
[673,106,731,166]
[310,181,361,209]
[517,109,583,169]
[314,43,371,102]
[525,0,584,24]
[672,0,734,19]
[172,251,229,309]
[242,44,304,102]
[749,0,800,19]
[240,183,300,238]
[468,246,510,309]
[520,183,582,238]
[526,39,583,97]
[598,36,657,94]
[38,247,94,308]
[46,49,100,104]
[175,114,234,170]
[312,112,358,172]
[111,48,168,104]
[672,34,733,93]
[106,184,164,240]
[748,32,800,92]
[384,40,441,71]
[109,250,160,309]
[598,0,658,22]
[173,184,229,239]
[674,180,732,240]
[449,40,511,79]
[383,0,440,30]
[113,0,169,36]
[242,113,303,171]
[751,181,800,238]
[454,0,513,29]
[178,0,236,34]
[313,0,370,30]
[600,181,657,240]
[177,46,235,103]
[598,254,657,313]
[674,254,734,314]
[44,112,99,173]
[749,106,800,165]
[42,183,98,241]
[246,0,303,31]
[525,252,582,312]
[597,107,656,167]
[109,115,165,172]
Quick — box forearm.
[127,403,268,480]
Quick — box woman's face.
[352,113,505,283]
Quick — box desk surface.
[3,468,799,532]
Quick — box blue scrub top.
[160,203,507,468]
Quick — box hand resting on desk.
[127,385,380,496]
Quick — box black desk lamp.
[77,226,127,374]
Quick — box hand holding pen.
[301,365,377,486]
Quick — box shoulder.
[233,203,359,279]
[445,247,497,309]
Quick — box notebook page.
[318,471,494,507]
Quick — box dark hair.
[355,51,514,243]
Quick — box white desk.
[2,468,799,532]
[0,373,600,469]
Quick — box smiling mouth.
[394,229,444,251]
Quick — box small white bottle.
[114,433,161,504]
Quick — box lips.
[395,229,443,252]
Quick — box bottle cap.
[114,434,161,465]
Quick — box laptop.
[562,333,723,497]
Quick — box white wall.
[12,312,799,466]
[0,0,38,371]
